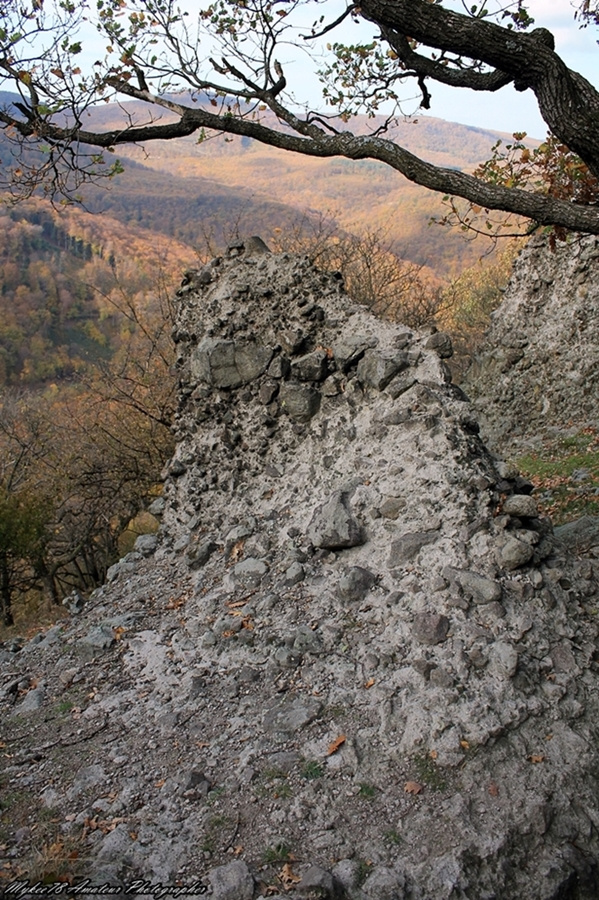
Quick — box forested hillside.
[0,200,193,386]
[83,97,526,276]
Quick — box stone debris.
[2,240,599,899]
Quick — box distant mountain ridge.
[0,89,530,275]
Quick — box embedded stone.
[447,568,503,604]
[388,532,436,567]
[308,491,365,549]
[209,860,254,900]
[259,379,279,405]
[337,566,376,602]
[489,641,519,678]
[332,335,378,371]
[379,497,406,519]
[500,537,535,570]
[503,494,539,518]
[291,349,329,382]
[425,331,454,359]
[263,697,322,734]
[234,557,268,586]
[386,373,417,399]
[187,538,218,570]
[279,383,321,422]
[357,349,409,390]
[412,612,450,645]
[268,355,290,378]
[133,534,158,557]
[191,338,241,388]
[235,343,273,382]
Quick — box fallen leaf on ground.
[230,539,245,561]
[280,863,301,886]
[488,782,499,797]
[327,735,346,755]
[404,781,423,795]
[429,749,438,760]
[364,678,375,689]
[529,754,545,764]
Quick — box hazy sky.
[425,0,599,138]
[71,0,599,140]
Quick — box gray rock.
[412,612,450,645]
[17,684,46,712]
[68,764,107,800]
[147,496,166,516]
[235,343,274,382]
[134,533,158,557]
[263,697,322,734]
[292,624,323,654]
[337,566,376,602]
[332,859,362,892]
[191,338,273,388]
[268,355,290,378]
[554,516,599,554]
[362,865,406,899]
[308,491,365,549]
[299,865,340,898]
[500,536,535,570]
[173,534,191,552]
[357,349,409,390]
[379,497,405,519]
[388,532,436,567]
[81,624,115,650]
[62,591,85,615]
[425,331,453,359]
[284,561,305,585]
[192,339,241,388]
[244,235,271,255]
[279,382,321,422]
[332,335,378,371]
[489,641,519,678]
[187,537,217,569]
[259,379,279,404]
[503,494,539,518]
[386,373,417,399]
[291,349,329,382]
[446,568,502,604]
[169,459,187,477]
[234,557,269,586]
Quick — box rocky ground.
[2,240,599,900]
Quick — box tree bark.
[361,0,599,179]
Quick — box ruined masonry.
[2,238,599,900]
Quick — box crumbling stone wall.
[464,232,599,454]
[3,240,599,899]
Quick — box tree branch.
[382,28,513,93]
[360,0,599,179]
[5,76,599,235]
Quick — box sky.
[282,0,599,140]
[426,0,599,138]
[45,0,599,142]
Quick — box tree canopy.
[2,1,599,233]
